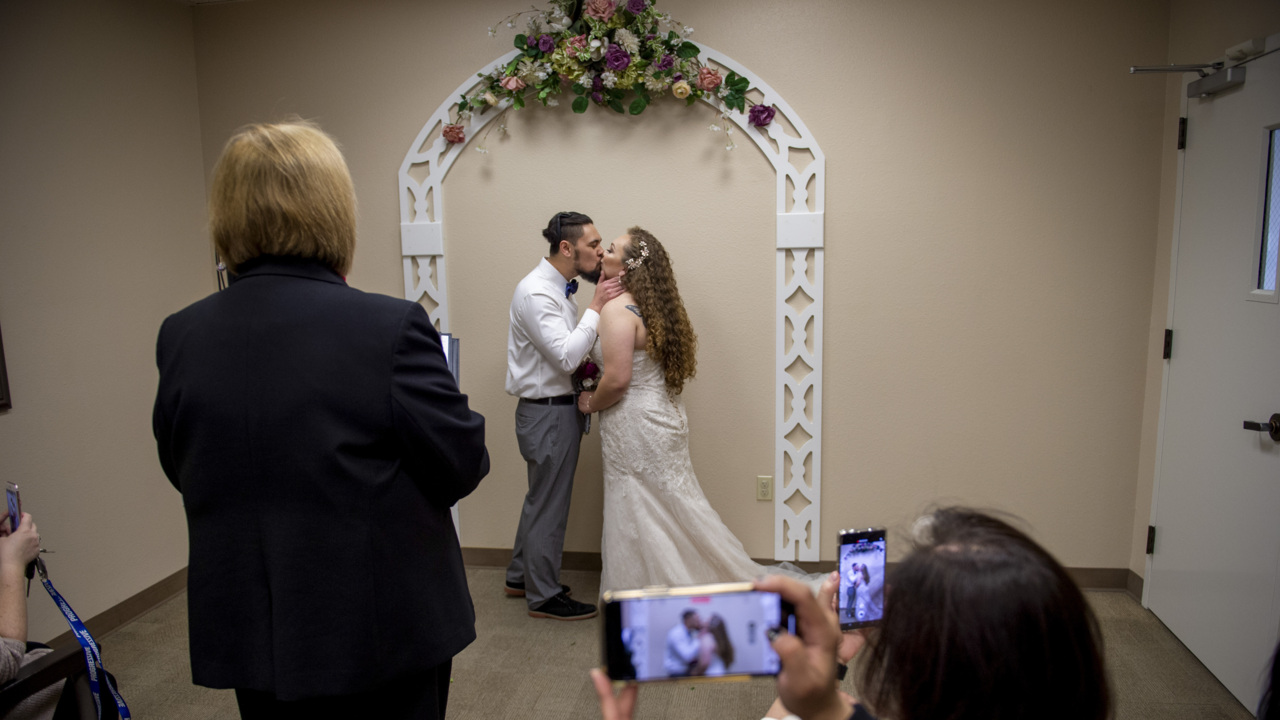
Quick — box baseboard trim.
[463,548,1134,592]
[46,567,187,649]
[1126,569,1144,601]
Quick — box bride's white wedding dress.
[594,340,791,594]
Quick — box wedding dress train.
[596,343,809,594]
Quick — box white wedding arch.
[397,47,826,561]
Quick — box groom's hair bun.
[543,211,594,252]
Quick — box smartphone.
[838,528,886,630]
[5,482,19,532]
[602,581,797,682]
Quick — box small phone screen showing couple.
[602,584,796,682]
[4,483,19,532]
[838,528,886,630]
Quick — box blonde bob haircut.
[210,120,356,276]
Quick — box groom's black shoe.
[504,580,570,598]
[528,592,597,621]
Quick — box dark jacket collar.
[229,255,346,286]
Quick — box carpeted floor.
[95,566,1256,719]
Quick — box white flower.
[683,25,694,34]
[476,144,489,154]
[507,21,515,28]
[717,85,729,98]
[589,37,608,61]
[546,98,559,107]
[708,123,721,132]
[600,71,617,88]
[643,71,669,92]
[517,58,538,81]
[614,28,640,55]
[487,27,497,37]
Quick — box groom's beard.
[574,248,601,284]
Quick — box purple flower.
[605,44,631,71]
[626,0,647,14]
[592,75,604,90]
[591,91,604,103]
[749,104,777,127]
[527,35,539,49]
[538,34,555,53]
[654,54,674,71]
[672,72,683,82]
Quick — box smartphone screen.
[5,483,20,532]
[603,585,796,682]
[839,528,886,630]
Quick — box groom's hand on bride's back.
[589,275,626,313]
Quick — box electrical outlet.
[756,475,773,501]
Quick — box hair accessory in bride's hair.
[624,240,650,270]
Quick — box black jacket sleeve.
[389,303,490,507]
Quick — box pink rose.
[500,76,526,91]
[567,34,589,54]
[696,67,722,92]
[584,0,615,22]
[442,124,465,144]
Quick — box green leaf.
[572,83,586,95]
[513,95,525,109]
[667,31,679,43]
[506,58,521,74]
[572,96,589,113]
[629,96,648,115]
[677,41,700,59]
[608,99,625,113]
[524,48,539,58]
[538,88,550,99]
[686,96,696,106]
[514,34,528,50]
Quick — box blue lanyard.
[36,558,131,719]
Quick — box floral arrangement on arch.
[443,0,777,152]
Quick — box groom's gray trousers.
[508,398,585,607]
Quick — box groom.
[505,211,622,620]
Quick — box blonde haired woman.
[579,227,786,592]
[154,121,489,719]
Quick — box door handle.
[1243,413,1280,442]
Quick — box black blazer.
[153,256,489,700]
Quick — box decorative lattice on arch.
[398,47,825,561]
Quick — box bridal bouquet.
[446,0,772,140]
[572,359,601,434]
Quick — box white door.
[1148,37,1280,711]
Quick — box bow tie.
[565,279,579,298]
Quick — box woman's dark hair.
[857,507,1111,720]
[541,211,593,253]
[707,614,734,669]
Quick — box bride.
[578,227,800,593]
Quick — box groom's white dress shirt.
[506,258,599,399]
[664,624,701,676]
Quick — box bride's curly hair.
[620,227,697,394]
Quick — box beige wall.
[1128,1,1280,576]
[191,0,1169,568]
[0,1,210,641]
